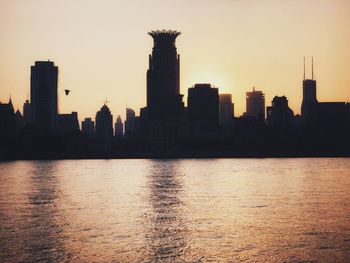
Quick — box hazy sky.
[1,0,349,122]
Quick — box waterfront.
[0,158,349,262]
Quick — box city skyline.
[1,0,350,121]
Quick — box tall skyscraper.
[82,117,95,138]
[30,61,58,127]
[146,30,184,120]
[244,87,265,120]
[187,84,219,133]
[301,57,317,119]
[219,94,234,127]
[115,115,123,136]
[95,104,113,145]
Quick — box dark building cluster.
[1,31,349,159]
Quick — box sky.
[0,0,350,122]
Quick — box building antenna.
[103,97,110,105]
[303,56,306,80]
[312,56,314,80]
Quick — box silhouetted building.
[115,115,123,137]
[302,79,317,113]
[301,58,318,126]
[125,108,135,135]
[316,102,347,130]
[140,30,188,149]
[0,98,15,144]
[14,109,25,132]
[30,61,58,128]
[82,117,95,138]
[267,96,294,128]
[23,99,31,124]
[301,58,318,124]
[299,58,348,130]
[147,30,184,120]
[139,106,148,134]
[187,84,219,133]
[219,94,234,127]
[347,103,350,130]
[244,87,265,120]
[57,112,79,132]
[134,116,140,133]
[95,104,113,145]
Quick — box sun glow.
[183,67,233,93]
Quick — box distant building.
[14,109,25,132]
[82,117,95,138]
[95,104,113,145]
[125,108,135,135]
[244,87,265,120]
[23,100,31,124]
[0,98,15,143]
[300,58,347,129]
[115,115,123,136]
[301,57,318,122]
[219,94,234,127]
[139,106,148,134]
[134,116,141,134]
[267,96,294,128]
[187,83,219,133]
[347,103,350,130]
[57,112,79,132]
[301,79,317,116]
[30,61,58,128]
[316,102,347,129]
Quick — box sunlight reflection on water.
[0,158,350,262]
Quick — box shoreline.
[2,149,350,161]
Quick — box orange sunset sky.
[0,0,349,121]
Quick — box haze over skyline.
[1,0,350,121]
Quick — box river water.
[0,158,349,262]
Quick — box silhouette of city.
[1,30,349,159]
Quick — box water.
[0,159,349,262]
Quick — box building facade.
[95,104,113,145]
[219,94,234,127]
[125,108,135,135]
[267,96,294,128]
[82,117,95,138]
[187,84,219,133]
[23,99,31,124]
[115,115,123,137]
[0,98,15,145]
[30,61,58,128]
[146,30,184,120]
[57,112,79,132]
[244,87,265,120]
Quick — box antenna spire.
[103,97,110,105]
[312,56,314,80]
